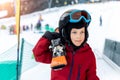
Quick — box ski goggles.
[69,10,91,23]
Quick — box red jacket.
[33,37,99,80]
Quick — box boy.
[33,9,99,80]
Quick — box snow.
[0,1,120,80]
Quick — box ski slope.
[0,1,120,80]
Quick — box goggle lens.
[69,10,91,23]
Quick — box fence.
[103,39,120,71]
[0,38,38,80]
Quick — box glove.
[43,31,61,41]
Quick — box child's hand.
[43,31,60,41]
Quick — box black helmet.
[59,9,91,37]
[58,9,91,48]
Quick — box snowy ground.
[1,1,120,80]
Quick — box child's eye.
[80,31,85,34]
[72,32,77,34]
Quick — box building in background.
[0,0,48,19]
[0,0,119,19]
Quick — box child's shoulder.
[84,43,91,47]
[82,43,93,51]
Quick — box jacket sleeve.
[87,51,100,80]
[32,37,52,64]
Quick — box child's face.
[70,27,85,47]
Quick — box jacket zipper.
[76,65,80,80]
[68,51,75,80]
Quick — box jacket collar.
[65,43,90,53]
